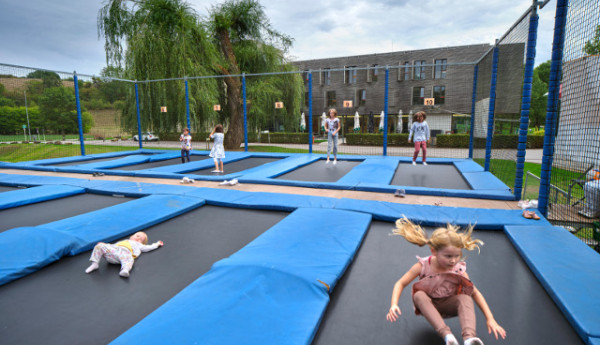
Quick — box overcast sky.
[0,0,556,76]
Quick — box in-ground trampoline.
[110,157,207,171]
[0,185,20,193]
[43,156,133,167]
[275,159,362,183]
[187,157,282,175]
[390,162,472,190]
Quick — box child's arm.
[464,272,506,339]
[334,120,341,135]
[425,122,431,143]
[408,123,414,142]
[140,241,164,253]
[209,127,216,138]
[386,262,421,322]
[325,120,329,132]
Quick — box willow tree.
[98,0,219,133]
[208,0,303,149]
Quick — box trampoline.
[0,193,133,233]
[44,156,131,167]
[275,159,362,183]
[0,185,19,193]
[111,157,207,171]
[391,163,472,190]
[312,222,584,345]
[188,157,281,175]
[0,205,287,345]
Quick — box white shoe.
[444,334,459,345]
[423,162,427,166]
[325,160,330,164]
[333,160,337,165]
[464,337,484,345]
[412,161,416,166]
[211,170,220,173]
[228,179,238,185]
[219,180,229,185]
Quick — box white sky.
[0,0,556,76]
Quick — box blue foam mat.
[505,225,600,342]
[111,208,372,345]
[0,185,85,210]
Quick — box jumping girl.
[209,124,225,173]
[325,108,340,164]
[408,111,430,165]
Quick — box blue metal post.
[134,82,143,149]
[73,72,85,156]
[184,78,191,130]
[468,65,478,159]
[513,6,539,199]
[539,0,568,217]
[308,71,313,154]
[383,66,389,156]
[242,73,248,152]
[484,44,499,171]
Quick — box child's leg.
[413,291,453,339]
[219,159,224,172]
[422,142,427,162]
[181,149,186,163]
[413,141,421,162]
[115,247,135,277]
[435,295,477,340]
[185,150,191,162]
[213,158,219,171]
[326,132,333,160]
[333,134,338,159]
[86,243,121,273]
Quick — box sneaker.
[326,160,330,164]
[412,161,416,166]
[333,160,337,165]
[211,170,220,173]
[444,334,459,345]
[228,179,239,186]
[423,162,427,166]
[394,189,406,198]
[219,180,229,185]
[464,337,484,345]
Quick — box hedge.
[248,132,308,144]
[345,133,412,147]
[435,134,544,149]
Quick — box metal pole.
[513,2,539,199]
[184,78,191,130]
[484,43,499,171]
[134,82,143,149]
[308,71,313,153]
[539,0,569,217]
[242,73,248,152]
[24,91,31,140]
[73,72,85,156]
[468,65,478,159]
[383,66,389,156]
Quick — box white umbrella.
[300,112,306,131]
[408,110,413,130]
[379,110,385,132]
[397,110,403,133]
[321,112,327,132]
[353,111,360,132]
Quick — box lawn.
[0,134,95,141]
[0,143,139,163]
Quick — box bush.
[436,134,470,148]
[248,132,308,144]
[346,133,411,147]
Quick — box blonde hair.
[393,217,483,252]
[413,111,426,122]
[136,231,149,245]
[328,108,338,117]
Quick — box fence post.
[539,0,569,217]
[134,82,143,149]
[308,71,313,154]
[184,78,191,130]
[242,73,248,152]
[484,42,499,171]
[73,71,85,156]
[513,3,539,199]
[383,66,389,156]
[468,65,478,159]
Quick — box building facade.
[294,44,491,135]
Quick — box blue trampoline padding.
[0,185,85,210]
[590,337,600,345]
[453,159,485,172]
[462,171,510,190]
[0,173,81,187]
[334,198,550,229]
[505,225,600,342]
[242,154,321,179]
[336,157,396,185]
[0,227,76,286]
[42,194,205,255]
[71,154,151,169]
[112,208,372,345]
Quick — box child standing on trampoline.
[386,218,506,345]
[85,231,163,278]
[408,111,430,165]
[209,124,225,173]
[325,108,340,164]
[180,128,192,163]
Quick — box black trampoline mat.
[111,157,207,171]
[45,156,129,167]
[189,157,281,175]
[391,163,472,190]
[0,193,133,232]
[275,160,361,182]
[312,222,584,345]
[0,186,19,193]
[0,205,287,345]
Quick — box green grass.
[0,143,139,163]
[0,134,95,141]
[242,145,331,154]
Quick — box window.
[414,60,426,80]
[358,89,367,106]
[322,68,331,85]
[345,66,357,84]
[433,86,445,105]
[412,87,425,105]
[434,59,447,79]
[372,64,379,82]
[327,91,337,107]
[403,62,410,81]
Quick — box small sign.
[22,124,27,129]
[213,104,221,111]
[160,106,167,112]
[275,102,284,109]
[343,100,353,108]
[424,98,435,106]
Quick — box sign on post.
[343,100,353,108]
[424,98,435,106]
[213,104,221,111]
[274,102,284,109]
[160,106,167,112]
[22,125,27,129]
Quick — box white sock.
[444,334,459,345]
[85,262,99,274]
[119,268,130,278]
[464,337,484,345]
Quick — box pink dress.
[411,256,474,315]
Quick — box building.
[293,44,491,135]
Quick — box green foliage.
[434,134,545,149]
[26,70,62,88]
[346,133,412,146]
[0,106,42,134]
[535,60,551,85]
[583,25,600,55]
[38,87,94,134]
[248,132,308,144]
[436,134,470,147]
[530,69,548,128]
